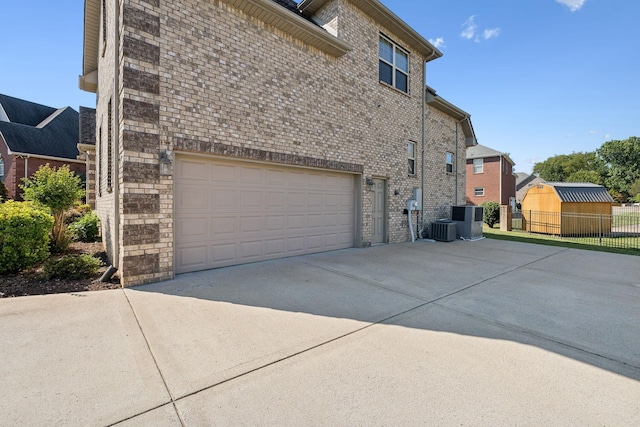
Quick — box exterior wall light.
[159,150,173,176]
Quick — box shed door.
[175,155,356,274]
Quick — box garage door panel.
[212,243,237,264]
[176,155,356,274]
[212,216,237,237]
[213,163,237,182]
[178,216,209,240]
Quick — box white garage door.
[175,155,356,274]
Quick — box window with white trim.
[407,141,416,175]
[474,187,485,197]
[446,152,454,174]
[379,35,409,93]
[473,158,484,174]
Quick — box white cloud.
[555,0,587,12]
[483,28,501,40]
[460,16,477,40]
[461,16,500,42]
[589,130,599,135]
[429,37,445,49]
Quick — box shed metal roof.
[547,183,615,203]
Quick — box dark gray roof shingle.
[0,94,80,160]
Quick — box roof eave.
[81,0,100,93]
[299,0,442,60]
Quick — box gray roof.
[547,183,615,203]
[466,143,515,166]
[0,94,79,159]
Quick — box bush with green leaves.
[0,201,54,274]
[21,164,85,252]
[69,211,101,242]
[42,254,102,280]
[0,180,8,203]
[480,201,500,228]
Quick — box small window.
[107,99,113,193]
[474,187,485,197]
[97,126,102,197]
[446,152,454,174]
[0,158,4,182]
[473,158,484,174]
[379,35,409,93]
[407,141,416,175]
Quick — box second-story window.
[446,152,454,174]
[473,158,484,174]
[379,35,409,93]
[407,141,416,175]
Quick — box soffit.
[299,0,442,60]
[225,0,352,57]
[83,0,100,77]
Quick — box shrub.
[481,201,500,228]
[0,180,8,203]
[65,202,92,225]
[69,211,101,242]
[42,254,102,280]
[0,201,54,274]
[21,164,85,252]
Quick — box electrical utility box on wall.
[412,188,422,210]
[451,205,484,240]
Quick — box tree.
[630,178,640,203]
[566,170,603,185]
[21,164,85,252]
[533,151,605,183]
[597,137,640,202]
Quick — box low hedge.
[0,201,54,274]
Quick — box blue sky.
[2,1,638,173]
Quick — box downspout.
[500,155,503,205]
[421,50,438,233]
[455,121,459,205]
[102,0,121,282]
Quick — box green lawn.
[483,226,640,256]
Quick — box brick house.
[80,0,477,286]
[0,94,86,200]
[465,144,515,206]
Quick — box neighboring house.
[515,172,545,204]
[80,0,477,286]
[466,144,516,206]
[0,94,85,200]
[521,182,614,236]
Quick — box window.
[97,126,102,197]
[107,99,113,193]
[379,35,409,93]
[0,158,4,182]
[446,152,454,174]
[474,187,485,197]
[473,158,483,174]
[407,141,416,175]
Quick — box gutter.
[113,0,121,272]
[7,150,86,165]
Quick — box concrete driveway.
[1,239,639,426]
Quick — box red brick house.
[0,94,85,200]
[465,144,515,206]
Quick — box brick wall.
[97,0,465,285]
[466,156,515,205]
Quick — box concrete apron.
[1,239,639,426]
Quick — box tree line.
[532,136,640,203]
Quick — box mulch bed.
[0,242,121,298]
